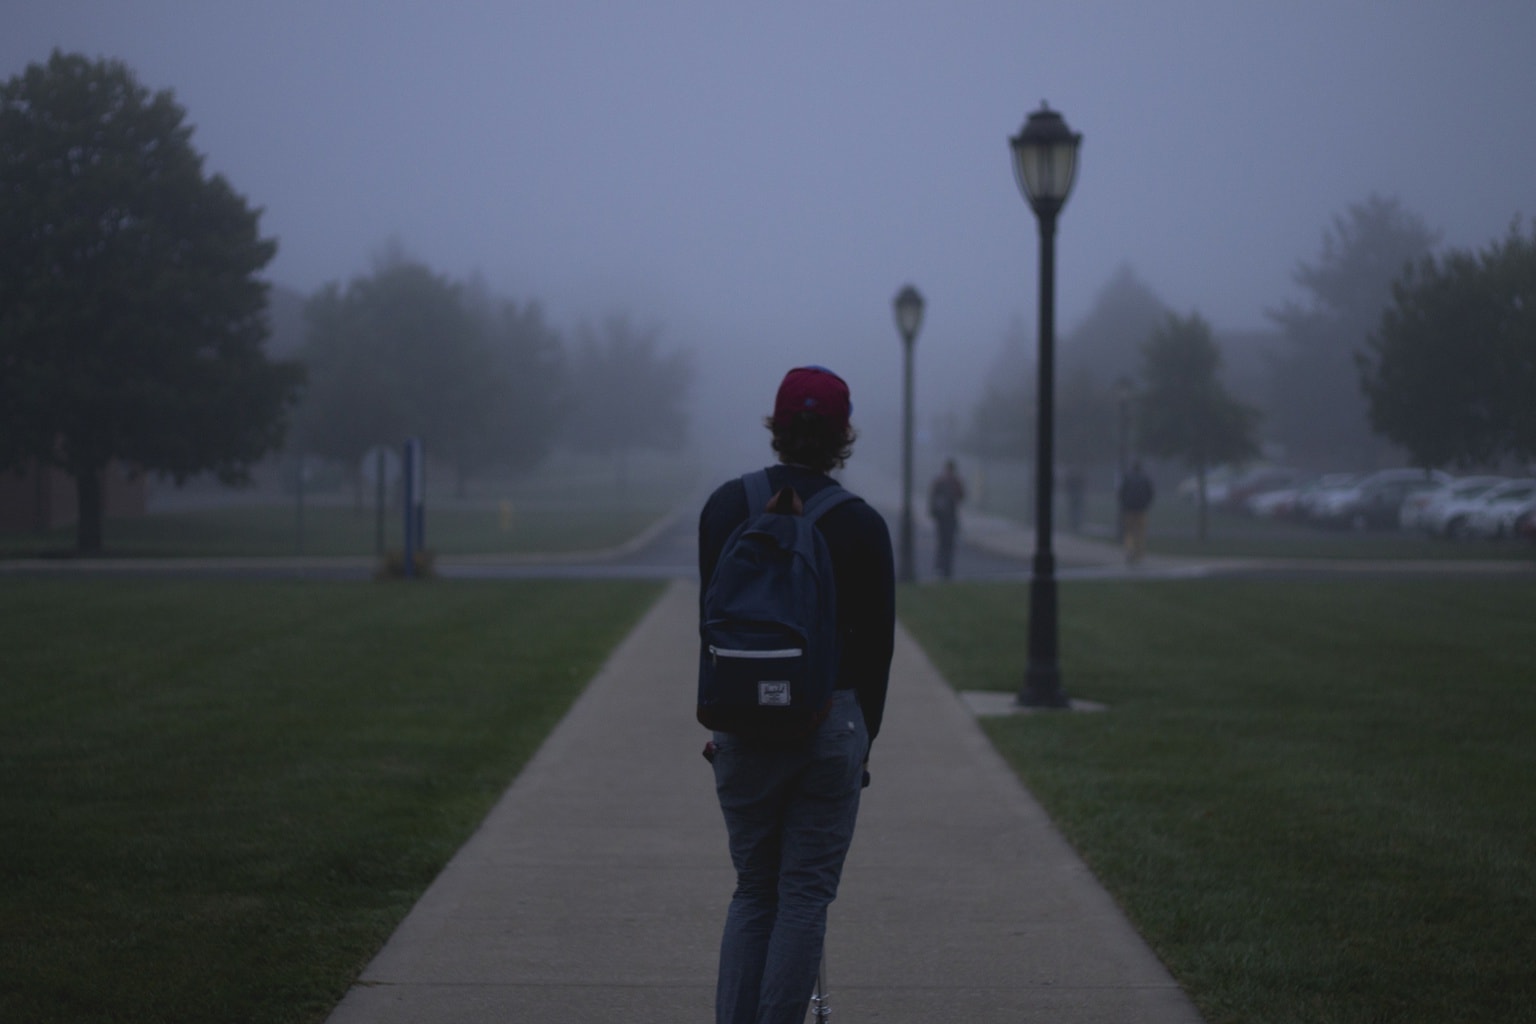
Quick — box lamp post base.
[1019,565,1069,708]
[1019,664,1070,708]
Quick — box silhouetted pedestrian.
[928,458,966,578]
[1117,460,1155,564]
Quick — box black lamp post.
[893,284,924,583]
[1011,102,1082,708]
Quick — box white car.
[1518,507,1536,542]
[1246,485,1303,518]
[1178,465,1236,504]
[1465,479,1536,539]
[1402,476,1505,532]
[1429,478,1528,539]
[1178,464,1295,508]
[1293,473,1364,522]
[1307,468,1451,527]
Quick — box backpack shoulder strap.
[741,470,772,517]
[801,482,856,525]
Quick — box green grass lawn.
[1146,528,1536,561]
[899,579,1536,1024]
[0,579,663,1024]
[0,501,675,559]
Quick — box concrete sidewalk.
[325,579,1204,1023]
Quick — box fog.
[8,1,1535,480]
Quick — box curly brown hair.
[765,411,857,473]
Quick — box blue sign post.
[401,437,424,578]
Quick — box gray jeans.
[711,689,868,1024]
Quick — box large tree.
[463,283,567,479]
[1265,195,1438,465]
[1359,221,1536,467]
[1060,263,1170,382]
[0,51,301,552]
[297,259,493,491]
[1137,311,1261,541]
[1056,366,1119,472]
[965,269,1169,473]
[962,316,1033,462]
[1055,267,1169,474]
[299,260,570,497]
[565,314,692,488]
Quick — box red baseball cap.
[772,365,852,430]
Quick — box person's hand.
[861,759,871,789]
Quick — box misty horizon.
[7,1,1534,477]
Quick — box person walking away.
[1117,460,1155,563]
[927,458,966,579]
[698,365,895,1024]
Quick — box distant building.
[0,461,146,533]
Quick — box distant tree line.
[292,254,693,498]
[0,51,693,553]
[961,194,1536,493]
[11,49,1528,551]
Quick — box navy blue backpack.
[697,470,854,742]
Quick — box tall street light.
[1010,102,1082,708]
[893,284,924,583]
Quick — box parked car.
[1397,480,1451,531]
[1292,472,1365,523]
[1340,475,1449,530]
[1489,493,1536,539]
[1307,468,1451,528]
[1516,507,1536,542]
[1179,464,1298,509]
[1431,478,1533,539]
[1178,465,1236,504]
[1246,483,1305,518]
[1223,467,1302,512]
[1249,472,1354,519]
[1409,476,1508,534]
[1464,479,1536,539]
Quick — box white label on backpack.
[711,646,802,660]
[758,681,791,706]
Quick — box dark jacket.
[698,465,895,745]
[1118,470,1155,513]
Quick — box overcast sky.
[7,1,1535,467]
